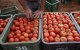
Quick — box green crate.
[0,13,41,50]
[47,0,57,4]
[45,1,59,12]
[0,6,19,15]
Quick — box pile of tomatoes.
[74,13,80,25]
[0,18,9,34]
[7,17,39,42]
[43,13,80,42]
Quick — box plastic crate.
[42,12,80,50]
[69,12,80,33]
[45,0,60,12]
[0,6,18,15]
[0,13,41,50]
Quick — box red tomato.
[25,38,29,41]
[58,24,64,28]
[48,36,54,42]
[20,36,25,41]
[26,26,30,30]
[28,33,33,38]
[9,38,14,42]
[54,28,60,33]
[16,33,21,38]
[55,37,60,42]
[50,32,56,37]
[14,38,19,42]
[20,27,25,32]
[73,33,80,37]
[14,21,19,26]
[11,25,15,31]
[31,37,37,41]
[44,37,49,42]
[43,29,48,33]
[0,27,4,33]
[74,37,80,41]
[63,24,69,29]
[48,20,52,24]
[8,34,13,38]
[48,27,54,32]
[26,29,31,33]
[23,33,28,38]
[68,22,74,27]
[15,27,20,30]
[67,36,74,41]
[15,30,21,34]
[67,32,73,36]
[43,25,48,29]
[60,31,67,37]
[33,33,38,38]
[60,37,67,42]
[44,33,49,38]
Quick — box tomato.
[54,28,60,33]
[31,37,37,41]
[67,36,74,41]
[48,24,52,28]
[43,25,48,29]
[9,38,14,42]
[26,26,30,30]
[33,30,38,34]
[0,27,4,33]
[28,33,33,38]
[23,23,27,27]
[16,33,21,38]
[58,24,64,28]
[15,27,20,30]
[25,38,29,41]
[73,33,80,37]
[48,20,52,24]
[8,34,13,38]
[23,33,28,38]
[63,20,68,24]
[63,24,69,29]
[68,22,74,27]
[50,32,56,37]
[44,33,49,38]
[60,37,67,42]
[48,27,54,32]
[15,30,21,34]
[70,26,76,31]
[14,21,19,26]
[26,29,31,33]
[14,38,19,42]
[55,37,60,42]
[67,32,73,36]
[43,29,48,33]
[20,27,25,32]
[44,37,49,42]
[74,37,80,41]
[33,33,38,38]
[48,36,54,42]
[11,25,15,31]
[20,36,25,41]
[60,31,67,37]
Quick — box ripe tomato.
[48,27,54,32]
[54,28,60,33]
[23,33,28,38]
[20,27,25,32]
[48,36,54,42]
[60,37,67,42]
[20,36,25,41]
[15,30,21,34]
[26,26,30,30]
[44,37,49,42]
[14,21,19,26]
[67,36,74,41]
[14,38,19,42]
[43,25,48,29]
[58,24,64,28]
[15,27,20,30]
[26,29,31,33]
[73,33,80,37]
[63,24,69,29]
[55,37,60,42]
[43,29,48,33]
[16,33,21,38]
[25,38,29,41]
[50,32,56,37]
[31,37,37,41]
[8,34,13,38]
[60,31,67,37]
[74,37,80,41]
[28,33,33,38]
[0,27,4,33]
[48,20,52,24]
[9,38,14,42]
[44,33,49,38]
[33,33,38,38]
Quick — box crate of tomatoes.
[42,12,80,50]
[0,13,41,50]
[70,12,80,32]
